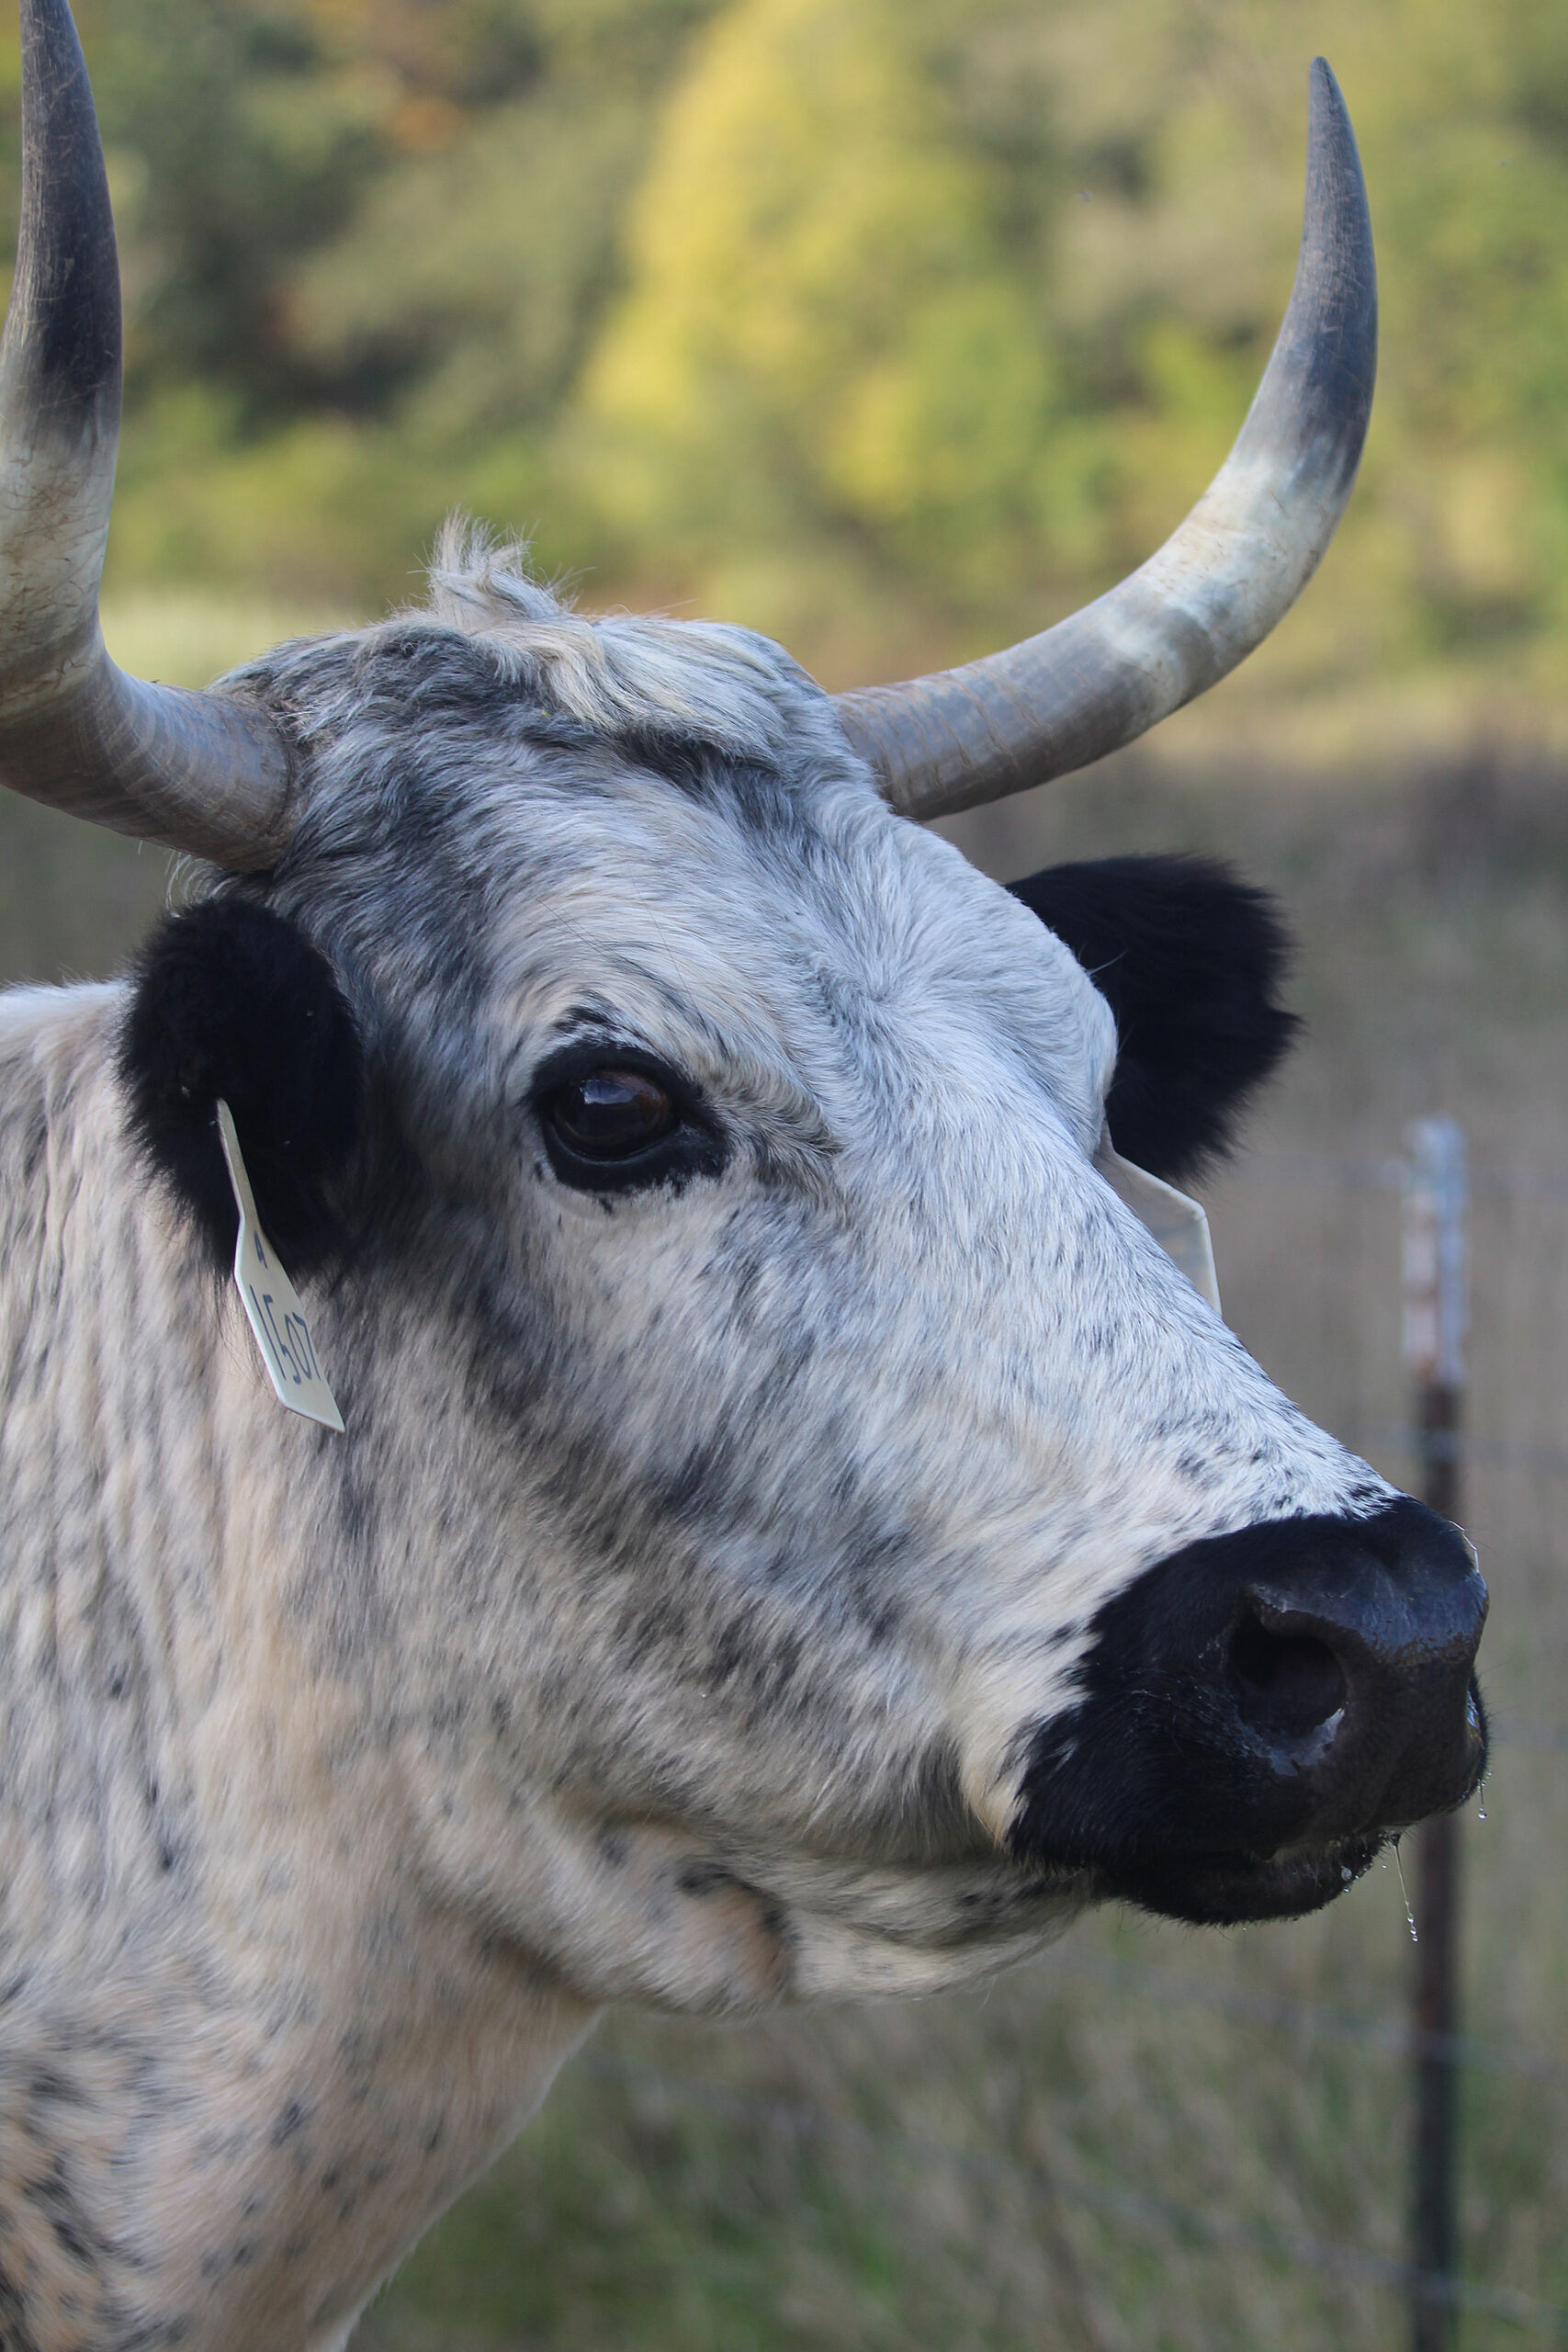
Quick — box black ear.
[119,898,365,1276]
[1007,854,1299,1183]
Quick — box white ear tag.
[1094,1125,1223,1317]
[215,1099,344,1432]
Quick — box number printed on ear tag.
[216,1099,344,1433]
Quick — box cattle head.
[3,1,1484,2014]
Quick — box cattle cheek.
[380,1180,903,1858]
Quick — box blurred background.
[4,0,1568,2345]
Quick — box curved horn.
[0,0,293,867]
[833,59,1377,823]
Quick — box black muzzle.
[1011,1498,1487,1924]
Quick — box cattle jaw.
[1007,1498,1488,1927]
[1094,1830,1390,1929]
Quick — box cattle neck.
[0,987,596,2348]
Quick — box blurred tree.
[76,0,389,410]
[4,0,1567,707]
[65,0,719,417]
[285,0,719,431]
[582,0,1066,603]
[580,0,1568,685]
[52,0,720,604]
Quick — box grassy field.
[5,651,1566,2350]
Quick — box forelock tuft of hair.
[216,525,874,858]
[412,520,830,772]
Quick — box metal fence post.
[1401,1116,1469,2352]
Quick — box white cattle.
[0,8,1484,2347]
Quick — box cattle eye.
[533,1052,726,1195]
[546,1069,675,1161]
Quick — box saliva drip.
[1401,1834,1419,1947]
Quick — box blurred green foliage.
[8,0,1567,691]
[582,0,1568,680]
[54,0,723,605]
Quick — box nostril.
[1228,1614,1348,1744]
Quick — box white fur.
[0,551,1393,2347]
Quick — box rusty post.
[1401,1116,1468,2352]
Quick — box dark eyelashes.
[530,1046,727,1196]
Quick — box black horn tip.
[5,0,120,426]
[1305,56,1375,291]
[1307,56,1377,397]
[1237,53,1376,498]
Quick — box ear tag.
[1094,1125,1222,1317]
[215,1099,344,1433]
